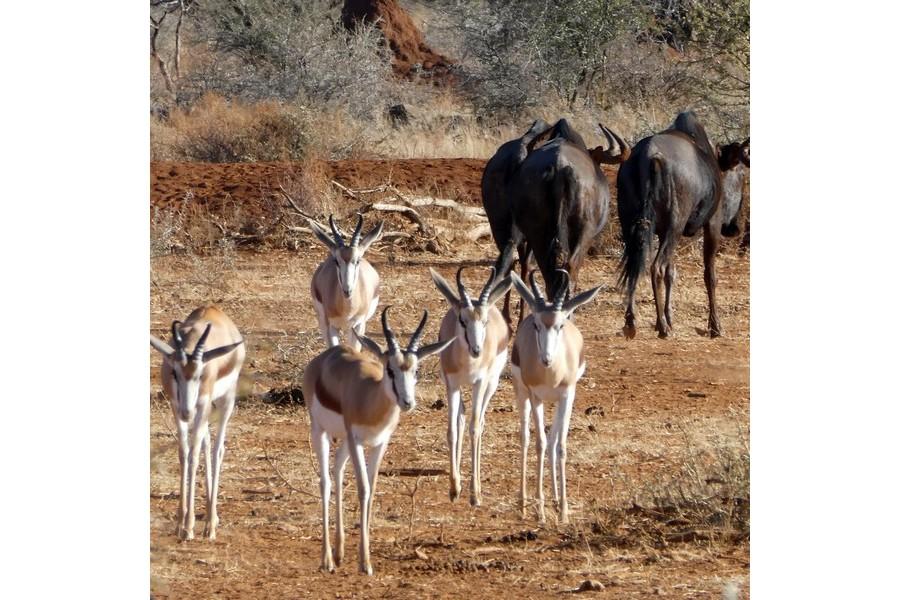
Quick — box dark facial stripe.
[511,344,520,367]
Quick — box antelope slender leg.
[469,378,487,506]
[703,224,722,337]
[175,418,189,538]
[312,424,334,572]
[513,371,531,519]
[347,434,373,575]
[184,404,209,541]
[332,440,350,567]
[445,375,463,502]
[350,321,365,352]
[202,428,212,511]
[555,387,575,524]
[205,392,235,540]
[366,441,388,522]
[532,396,547,523]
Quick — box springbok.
[309,214,384,350]
[430,263,512,505]
[149,306,245,540]
[303,307,452,575]
[509,270,601,523]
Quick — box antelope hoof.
[449,481,461,502]
[333,547,344,567]
[470,492,482,507]
[320,557,335,573]
[180,527,195,541]
[623,322,636,340]
[360,562,373,576]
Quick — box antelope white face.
[383,351,420,413]
[170,360,203,422]
[333,246,363,298]
[457,306,489,358]
[532,310,568,366]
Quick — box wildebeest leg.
[703,223,722,337]
[664,262,677,330]
[516,241,530,326]
[650,238,672,338]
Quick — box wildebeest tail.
[618,157,661,293]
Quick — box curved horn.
[456,267,473,307]
[591,123,631,164]
[171,321,183,349]
[350,213,364,247]
[171,320,186,361]
[407,310,428,353]
[328,215,345,247]
[478,266,496,305]
[381,306,399,355]
[529,270,546,306]
[553,269,569,311]
[191,323,212,362]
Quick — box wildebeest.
[482,119,629,322]
[617,111,749,339]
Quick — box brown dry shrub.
[151,94,310,162]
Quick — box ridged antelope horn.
[328,214,345,247]
[456,266,473,307]
[350,213,364,247]
[529,270,546,306]
[407,310,429,353]
[191,323,212,362]
[553,269,570,311]
[171,320,186,361]
[478,266,497,305]
[381,306,399,355]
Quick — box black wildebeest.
[482,119,630,321]
[617,111,749,339]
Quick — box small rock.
[574,579,605,592]
[414,547,428,561]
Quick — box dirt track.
[150,159,749,599]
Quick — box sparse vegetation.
[150,0,750,162]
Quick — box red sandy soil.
[342,0,455,85]
[150,157,749,599]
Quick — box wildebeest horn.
[592,123,631,164]
[553,270,569,311]
[478,266,496,305]
[191,323,212,362]
[407,310,428,353]
[529,270,546,306]
[456,267,473,307]
[381,306,399,355]
[328,215,345,247]
[350,213,364,247]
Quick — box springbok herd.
[150,111,749,575]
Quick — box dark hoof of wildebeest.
[709,329,722,339]
[623,323,636,340]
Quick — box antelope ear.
[150,335,175,357]
[429,268,461,308]
[486,276,513,306]
[201,340,244,362]
[354,331,384,358]
[358,220,384,252]
[563,285,603,315]
[415,338,454,360]
[308,219,338,249]
[510,272,537,310]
